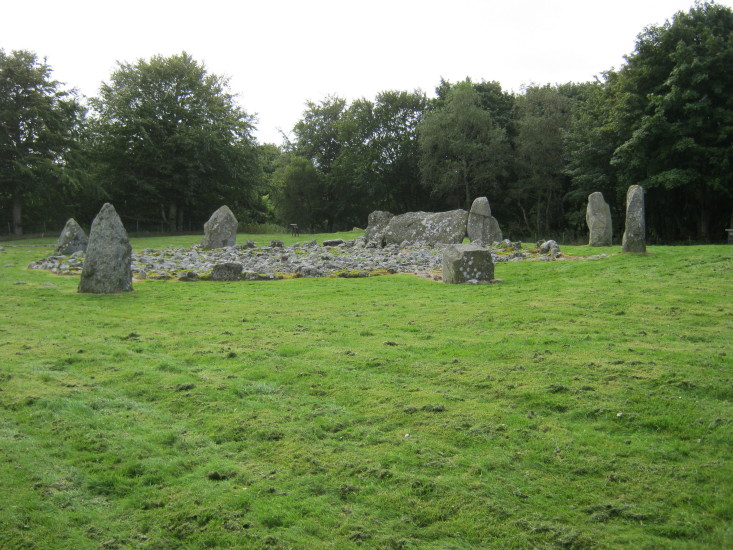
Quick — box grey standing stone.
[586,192,612,246]
[382,210,468,247]
[202,206,238,249]
[442,244,495,284]
[364,211,395,245]
[55,218,88,255]
[467,197,503,244]
[78,203,133,294]
[622,185,646,253]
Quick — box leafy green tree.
[290,96,347,231]
[610,2,733,240]
[418,81,510,208]
[272,155,326,232]
[89,52,262,232]
[335,90,428,218]
[435,78,516,136]
[564,80,628,237]
[512,84,576,237]
[0,49,85,235]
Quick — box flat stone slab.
[381,210,468,247]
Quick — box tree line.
[1,2,731,242]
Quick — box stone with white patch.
[442,244,494,284]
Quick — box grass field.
[1,234,731,549]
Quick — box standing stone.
[467,197,503,245]
[586,192,612,246]
[622,185,646,253]
[55,218,88,255]
[364,210,395,245]
[78,204,133,294]
[442,244,495,284]
[202,205,238,248]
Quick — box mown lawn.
[0,235,731,549]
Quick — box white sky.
[3,0,729,144]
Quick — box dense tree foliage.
[0,50,85,235]
[419,81,511,209]
[512,84,577,237]
[612,2,733,239]
[89,53,262,232]
[2,3,731,242]
[565,2,733,241]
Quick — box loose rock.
[211,263,244,281]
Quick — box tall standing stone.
[55,218,89,255]
[622,185,646,253]
[202,205,238,248]
[78,204,133,293]
[467,197,503,245]
[586,192,612,246]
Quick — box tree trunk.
[12,194,23,236]
[697,205,710,241]
[168,202,178,232]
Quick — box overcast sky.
[3,0,729,144]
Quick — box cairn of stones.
[442,244,495,284]
[622,185,646,253]
[55,218,88,255]
[78,203,133,294]
[202,205,238,249]
[586,192,612,246]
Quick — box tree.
[512,84,576,237]
[272,155,326,232]
[90,52,262,232]
[0,49,84,235]
[335,90,429,217]
[290,96,347,231]
[418,81,510,209]
[610,2,733,240]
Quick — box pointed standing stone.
[467,197,503,245]
[586,192,612,246]
[202,205,238,248]
[55,218,89,255]
[622,185,646,253]
[78,204,133,293]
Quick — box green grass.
[1,235,732,549]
